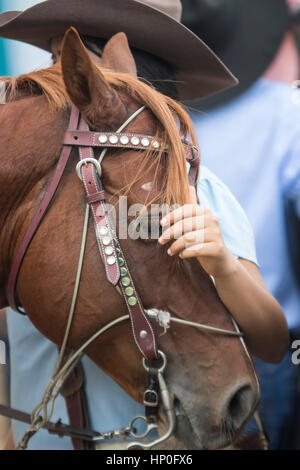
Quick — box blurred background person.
[183,0,300,449]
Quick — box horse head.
[0,28,260,449]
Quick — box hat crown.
[139,0,182,21]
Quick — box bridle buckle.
[143,389,159,407]
[76,158,102,181]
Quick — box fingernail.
[158,237,164,244]
[160,217,167,226]
[179,253,183,258]
[167,248,172,256]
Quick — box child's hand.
[159,186,238,279]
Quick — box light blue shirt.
[193,78,300,330]
[6,166,257,449]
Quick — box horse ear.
[61,27,127,128]
[101,33,137,76]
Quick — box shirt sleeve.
[197,165,258,265]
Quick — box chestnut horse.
[0,29,260,449]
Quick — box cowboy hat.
[0,0,237,101]
[182,0,289,109]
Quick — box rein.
[3,104,247,451]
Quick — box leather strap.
[85,190,106,205]
[78,115,157,360]
[64,130,165,151]
[60,358,93,450]
[0,404,100,442]
[64,129,200,168]
[7,106,80,313]
[188,146,200,186]
[78,117,121,286]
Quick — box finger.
[179,242,217,259]
[160,204,205,227]
[189,185,198,205]
[168,230,206,255]
[159,216,205,244]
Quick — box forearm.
[213,257,289,364]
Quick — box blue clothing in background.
[6,166,257,449]
[193,78,300,331]
[193,78,300,449]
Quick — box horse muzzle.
[160,380,259,450]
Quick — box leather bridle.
[2,103,261,451]
[7,105,200,357]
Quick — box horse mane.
[4,62,198,206]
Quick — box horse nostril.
[225,384,254,432]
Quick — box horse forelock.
[3,62,198,207]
